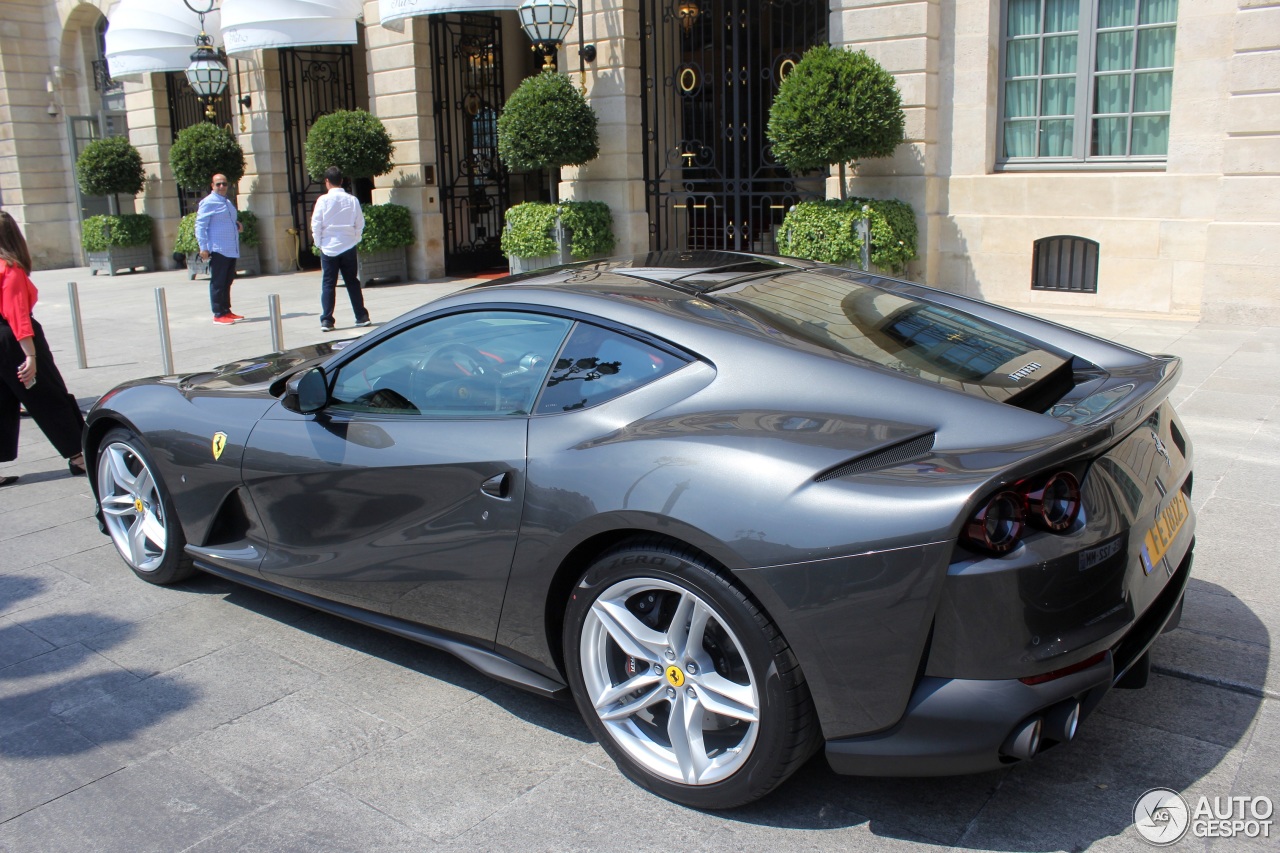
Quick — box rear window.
[708,271,1069,405]
[536,324,686,413]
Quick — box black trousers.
[209,252,237,316]
[0,316,85,462]
[319,246,368,326]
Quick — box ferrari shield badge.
[211,432,227,461]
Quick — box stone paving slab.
[0,266,1276,850]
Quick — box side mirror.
[283,367,329,414]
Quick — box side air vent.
[815,433,936,482]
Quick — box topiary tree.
[767,45,905,199]
[498,71,599,203]
[76,136,145,214]
[169,122,246,191]
[304,109,395,182]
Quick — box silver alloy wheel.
[580,577,761,786]
[97,441,169,573]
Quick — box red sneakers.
[225,312,244,321]
[213,314,238,325]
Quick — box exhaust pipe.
[1043,700,1081,743]
[1000,716,1042,761]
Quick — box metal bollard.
[155,287,174,375]
[66,281,88,369]
[858,216,871,272]
[268,293,284,352]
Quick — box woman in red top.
[0,211,86,486]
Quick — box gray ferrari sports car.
[85,252,1194,808]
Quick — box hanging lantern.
[182,1,229,120]
[185,32,229,119]
[518,0,577,70]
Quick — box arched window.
[1032,236,1099,293]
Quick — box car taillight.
[963,470,1082,555]
[1025,471,1081,532]
[963,490,1026,554]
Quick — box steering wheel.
[425,343,491,381]
[422,343,503,411]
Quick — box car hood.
[178,339,356,394]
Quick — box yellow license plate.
[1141,490,1189,575]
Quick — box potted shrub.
[76,136,154,274]
[169,123,253,272]
[174,210,262,279]
[777,197,918,275]
[355,202,413,285]
[768,46,915,273]
[501,200,615,275]
[497,72,606,272]
[303,109,407,280]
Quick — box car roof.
[471,251,818,296]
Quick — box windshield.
[708,271,1071,405]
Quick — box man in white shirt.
[311,166,370,332]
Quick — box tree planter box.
[88,244,154,276]
[356,248,407,286]
[507,221,593,275]
[186,245,261,280]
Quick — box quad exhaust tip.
[1001,716,1042,761]
[1043,699,1081,743]
[1001,699,1081,762]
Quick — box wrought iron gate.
[279,45,358,267]
[431,14,509,275]
[642,0,828,253]
[166,73,233,216]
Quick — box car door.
[241,310,573,644]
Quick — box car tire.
[563,539,819,808]
[94,427,195,585]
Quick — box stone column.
[562,0,649,255]
[829,0,940,282]
[125,75,181,269]
[365,6,444,280]
[0,0,78,269]
[1202,0,1280,324]
[234,49,298,275]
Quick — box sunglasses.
[214,182,228,187]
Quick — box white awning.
[220,0,365,55]
[379,0,522,30]
[104,0,222,79]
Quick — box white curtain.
[379,1,523,31]
[105,0,222,78]
[220,0,365,55]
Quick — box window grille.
[1032,236,1099,292]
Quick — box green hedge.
[174,209,262,255]
[767,45,905,175]
[778,197,918,275]
[81,214,153,252]
[358,203,414,253]
[76,136,145,198]
[304,110,394,182]
[497,72,599,171]
[501,201,614,259]
[169,123,245,191]
[308,202,415,256]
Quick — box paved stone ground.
[1,264,1276,852]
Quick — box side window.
[536,324,687,414]
[329,311,572,417]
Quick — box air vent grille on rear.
[815,433,937,482]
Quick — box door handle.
[480,472,511,499]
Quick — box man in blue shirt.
[195,173,242,325]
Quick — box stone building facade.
[1,1,1276,323]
